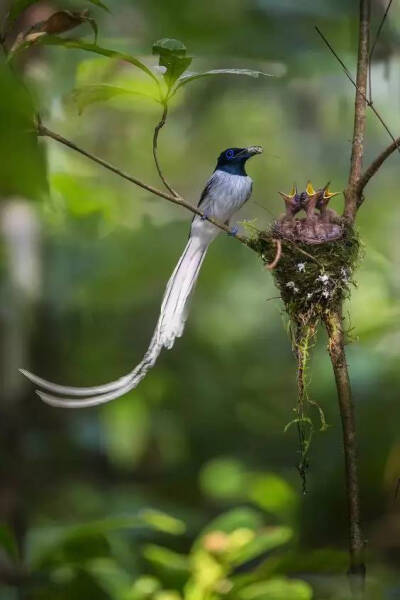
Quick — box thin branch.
[323,308,365,595]
[152,102,180,197]
[265,238,282,270]
[315,24,400,160]
[348,0,370,191]
[369,0,393,103]
[357,135,400,194]
[36,122,252,247]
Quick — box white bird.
[20,146,263,407]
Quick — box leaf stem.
[152,102,180,197]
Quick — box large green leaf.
[70,84,159,114]
[26,36,160,87]
[175,69,274,91]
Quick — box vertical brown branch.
[344,0,371,223]
[324,308,365,595]
[331,3,370,593]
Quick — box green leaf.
[21,36,160,87]
[161,54,192,89]
[238,578,313,600]
[139,509,186,535]
[199,457,247,500]
[143,545,189,592]
[128,576,162,600]
[69,84,159,114]
[142,544,189,578]
[229,526,293,566]
[87,0,110,13]
[197,507,264,541]
[0,524,18,561]
[86,558,133,599]
[152,38,187,57]
[175,69,274,91]
[248,473,297,518]
[152,38,191,88]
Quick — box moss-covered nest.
[251,223,360,325]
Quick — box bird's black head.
[216,146,263,175]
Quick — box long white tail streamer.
[21,237,208,408]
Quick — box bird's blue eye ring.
[225,149,235,160]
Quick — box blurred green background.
[1,0,400,598]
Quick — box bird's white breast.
[191,170,253,245]
[204,170,252,222]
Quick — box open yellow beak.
[323,187,340,199]
[306,181,316,196]
[279,183,297,200]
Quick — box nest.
[249,209,360,490]
[251,219,360,325]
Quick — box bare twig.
[348,0,370,193]
[36,121,252,246]
[358,135,400,195]
[152,102,180,197]
[369,0,393,103]
[323,308,365,595]
[265,238,282,270]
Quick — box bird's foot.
[200,210,211,221]
[228,224,239,237]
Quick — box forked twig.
[358,134,400,194]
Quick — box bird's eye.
[225,149,235,160]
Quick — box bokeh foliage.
[1,0,400,598]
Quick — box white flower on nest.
[318,273,330,285]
